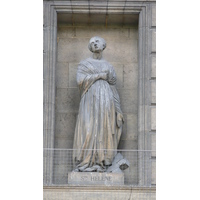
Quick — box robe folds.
[73,57,123,172]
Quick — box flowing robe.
[73,57,123,172]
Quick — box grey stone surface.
[109,62,124,88]
[123,62,138,89]
[75,27,130,39]
[121,114,138,140]
[151,5,156,27]
[44,0,156,189]
[55,113,77,140]
[68,172,124,186]
[151,107,156,130]
[151,56,156,78]
[69,63,78,88]
[73,36,124,172]
[151,160,156,185]
[151,30,156,52]
[151,80,156,104]
[56,62,69,88]
[118,89,138,114]
[151,133,156,157]
[55,88,80,113]
[44,186,156,200]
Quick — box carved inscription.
[91,176,112,181]
[80,175,112,182]
[68,172,124,185]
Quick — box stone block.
[57,38,91,63]
[110,62,123,88]
[57,26,75,38]
[151,56,156,78]
[151,160,156,185]
[151,107,156,130]
[69,63,79,88]
[68,172,124,186]
[151,5,156,27]
[123,62,138,89]
[103,38,138,63]
[151,133,156,157]
[118,139,137,150]
[151,30,156,52]
[53,164,73,185]
[75,27,130,39]
[55,88,80,113]
[151,80,156,104]
[129,28,138,39]
[54,138,74,149]
[55,113,77,140]
[56,62,69,88]
[118,89,138,114]
[121,114,137,140]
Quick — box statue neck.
[92,52,102,60]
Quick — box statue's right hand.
[99,72,108,80]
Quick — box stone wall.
[43,0,156,194]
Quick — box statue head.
[88,36,106,53]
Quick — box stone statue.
[73,36,124,172]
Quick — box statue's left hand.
[117,112,124,128]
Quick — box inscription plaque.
[68,172,124,186]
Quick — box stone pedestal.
[68,172,124,186]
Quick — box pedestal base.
[68,172,124,186]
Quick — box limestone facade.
[43,0,156,198]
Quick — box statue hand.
[117,112,124,128]
[100,72,108,80]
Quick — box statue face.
[89,37,104,53]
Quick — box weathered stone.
[106,153,130,172]
[69,63,79,87]
[118,139,137,150]
[123,62,138,89]
[151,80,156,104]
[68,172,124,186]
[110,62,123,88]
[118,89,138,114]
[151,30,156,52]
[75,27,129,39]
[43,186,156,200]
[56,62,69,88]
[55,113,77,140]
[103,39,137,63]
[151,107,156,130]
[151,133,156,157]
[55,88,80,113]
[121,114,137,140]
[151,56,156,78]
[151,160,156,185]
[57,38,91,63]
[57,27,75,38]
[151,5,156,27]
[54,138,73,149]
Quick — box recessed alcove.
[53,12,139,185]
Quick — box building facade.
[43,0,156,199]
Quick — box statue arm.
[77,64,107,96]
[107,65,117,85]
